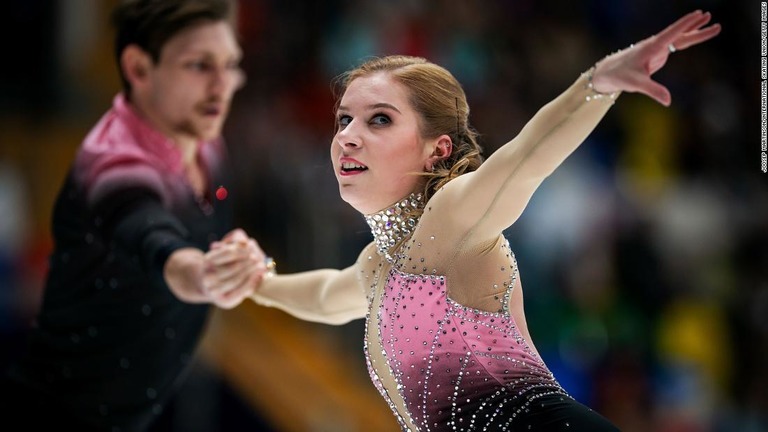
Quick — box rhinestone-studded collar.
[364,193,424,264]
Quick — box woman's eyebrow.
[369,103,401,113]
[337,103,401,114]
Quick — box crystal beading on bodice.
[364,193,424,264]
[365,269,567,432]
[361,193,567,431]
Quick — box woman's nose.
[340,139,359,149]
[336,124,361,149]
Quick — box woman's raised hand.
[591,10,721,106]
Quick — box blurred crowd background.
[0,0,764,431]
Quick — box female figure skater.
[206,10,720,431]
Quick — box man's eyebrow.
[176,48,243,60]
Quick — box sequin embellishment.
[366,268,567,431]
[365,193,424,264]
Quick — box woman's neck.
[364,192,424,264]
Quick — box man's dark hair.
[112,0,236,96]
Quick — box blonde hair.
[333,55,484,203]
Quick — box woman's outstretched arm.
[249,265,368,325]
[435,10,720,245]
[203,237,372,325]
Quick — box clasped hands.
[202,228,271,309]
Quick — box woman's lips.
[339,158,368,176]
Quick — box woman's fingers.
[594,10,719,104]
[635,74,672,106]
[204,260,259,297]
[207,249,264,281]
[204,247,267,296]
[214,271,264,309]
[654,10,706,46]
[208,236,266,266]
[201,231,271,308]
[656,11,720,53]
[221,228,249,243]
[207,257,255,285]
[673,23,721,51]
[205,241,254,266]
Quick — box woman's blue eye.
[371,114,390,125]
[338,115,352,127]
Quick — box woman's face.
[331,72,435,214]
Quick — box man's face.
[142,20,243,143]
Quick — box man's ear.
[425,135,453,171]
[121,45,153,88]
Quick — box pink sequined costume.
[369,263,566,430]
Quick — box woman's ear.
[121,45,152,89]
[425,135,453,171]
